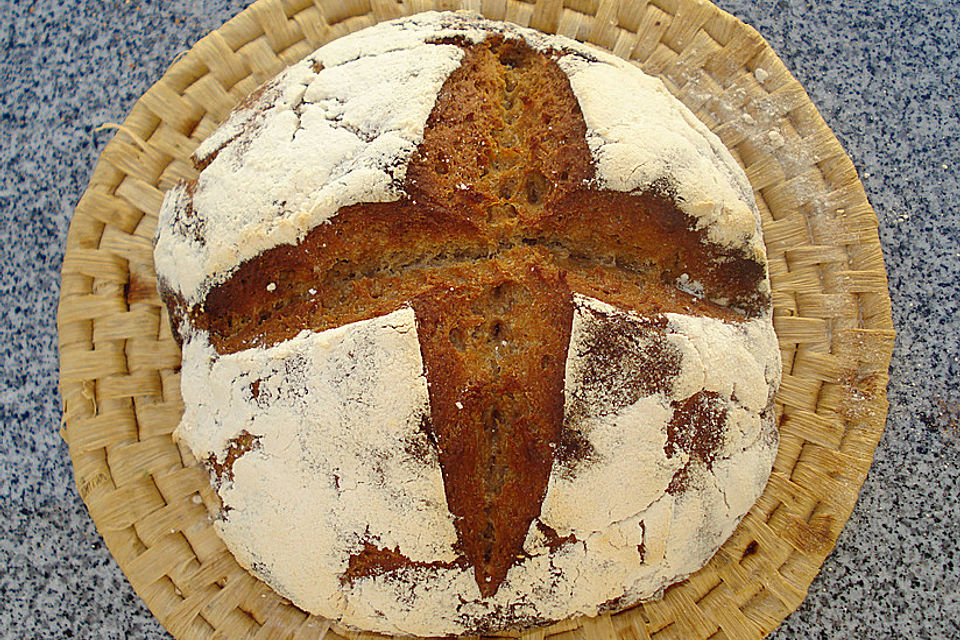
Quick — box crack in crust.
[167,36,771,598]
[209,430,262,484]
[341,542,467,585]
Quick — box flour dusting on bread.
[155,12,780,636]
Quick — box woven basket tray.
[57,0,895,638]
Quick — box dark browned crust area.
[406,37,594,238]
[538,186,767,315]
[196,200,486,353]
[341,542,466,584]
[209,430,262,484]
[666,391,729,467]
[535,520,578,553]
[663,392,776,496]
[559,308,682,477]
[663,391,729,495]
[168,36,772,598]
[413,253,573,595]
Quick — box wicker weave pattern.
[57,1,895,639]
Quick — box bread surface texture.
[155,11,781,636]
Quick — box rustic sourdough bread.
[155,11,781,636]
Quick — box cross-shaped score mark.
[184,37,767,597]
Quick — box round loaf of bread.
[155,12,781,637]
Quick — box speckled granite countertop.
[1,0,957,638]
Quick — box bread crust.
[156,12,780,636]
